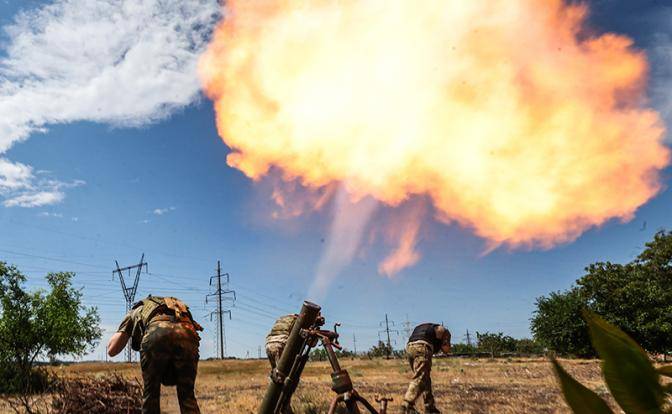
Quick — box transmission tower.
[113,254,148,363]
[403,314,412,339]
[206,260,235,359]
[378,314,399,358]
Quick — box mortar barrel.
[258,300,321,414]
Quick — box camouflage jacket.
[117,295,201,351]
[266,314,298,345]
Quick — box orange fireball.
[200,0,669,273]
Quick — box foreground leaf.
[552,358,614,414]
[584,310,663,414]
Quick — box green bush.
[0,262,101,395]
[450,343,477,354]
[514,338,544,355]
[367,341,393,358]
[533,230,672,356]
[476,332,516,357]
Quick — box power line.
[379,314,399,358]
[206,260,235,359]
[403,314,412,339]
[5,218,214,264]
[112,254,148,363]
[0,247,109,269]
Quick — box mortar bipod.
[305,323,389,414]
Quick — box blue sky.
[1,0,671,360]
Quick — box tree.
[514,338,544,355]
[530,288,592,356]
[367,341,393,359]
[476,332,516,357]
[577,231,672,354]
[451,343,477,355]
[577,261,672,354]
[309,347,353,361]
[531,230,672,356]
[0,262,101,393]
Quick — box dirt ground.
[1,357,614,413]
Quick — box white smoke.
[308,186,378,301]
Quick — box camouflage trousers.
[266,341,285,370]
[140,319,201,414]
[403,341,436,410]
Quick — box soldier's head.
[435,325,451,354]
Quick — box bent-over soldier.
[107,295,203,414]
[402,323,451,414]
[265,313,298,369]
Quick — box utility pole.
[113,254,148,363]
[403,314,412,339]
[353,333,357,355]
[258,345,262,359]
[466,330,472,348]
[379,314,399,358]
[206,260,236,359]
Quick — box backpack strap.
[140,296,166,325]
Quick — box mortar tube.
[258,301,321,414]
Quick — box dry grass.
[0,357,613,413]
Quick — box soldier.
[107,295,203,414]
[265,313,299,369]
[402,323,451,414]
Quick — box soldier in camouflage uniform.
[107,295,203,414]
[402,323,451,414]
[265,314,298,369]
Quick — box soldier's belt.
[408,340,434,351]
[151,314,194,324]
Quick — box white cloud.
[38,211,64,218]
[0,158,33,190]
[153,206,176,215]
[0,157,85,207]
[0,0,221,205]
[5,191,64,208]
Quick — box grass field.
[1,357,613,413]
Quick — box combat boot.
[424,406,441,414]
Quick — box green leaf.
[552,358,614,414]
[657,366,672,378]
[584,310,664,414]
